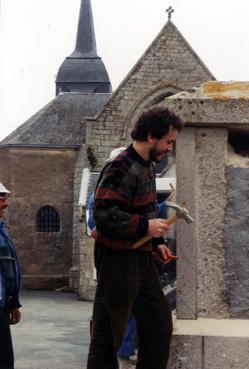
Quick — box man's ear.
[147,133,156,145]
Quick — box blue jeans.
[87,247,172,369]
[117,315,136,357]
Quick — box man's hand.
[10,308,21,325]
[148,219,170,238]
[157,244,179,263]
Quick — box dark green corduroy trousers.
[87,247,172,369]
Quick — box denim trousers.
[116,314,136,357]
[87,247,172,369]
[0,310,14,369]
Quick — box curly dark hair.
[131,107,183,141]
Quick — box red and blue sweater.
[93,144,157,251]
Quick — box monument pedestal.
[164,82,249,369]
[169,319,249,369]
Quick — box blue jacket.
[0,220,21,310]
[87,193,95,231]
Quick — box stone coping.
[173,318,249,338]
[169,82,249,100]
[162,81,249,125]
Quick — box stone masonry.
[85,20,214,173]
[0,147,76,289]
[164,81,249,369]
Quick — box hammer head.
[165,201,194,223]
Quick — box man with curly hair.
[87,107,183,369]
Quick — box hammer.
[132,201,194,249]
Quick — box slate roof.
[0,93,110,147]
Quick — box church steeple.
[71,0,97,58]
[56,0,112,95]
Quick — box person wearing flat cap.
[0,183,22,369]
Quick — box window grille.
[37,206,60,232]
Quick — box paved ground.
[12,290,93,369]
[10,290,249,369]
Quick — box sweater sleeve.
[94,162,148,243]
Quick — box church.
[0,0,214,292]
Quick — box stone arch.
[120,84,182,141]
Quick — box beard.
[149,147,168,162]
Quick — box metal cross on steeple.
[166,6,174,20]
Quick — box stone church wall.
[70,144,97,300]
[6,147,76,289]
[0,148,11,186]
[85,22,213,172]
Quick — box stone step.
[173,318,249,337]
[169,319,249,369]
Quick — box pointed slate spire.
[56,0,112,95]
[71,0,97,58]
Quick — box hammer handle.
[132,214,178,250]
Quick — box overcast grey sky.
[1,0,249,140]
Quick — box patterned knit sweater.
[93,144,157,251]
